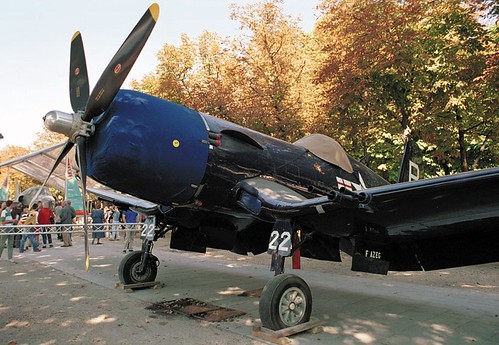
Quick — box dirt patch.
[147,298,245,322]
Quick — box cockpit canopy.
[294,134,354,173]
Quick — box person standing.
[110,206,121,241]
[66,200,76,240]
[0,200,18,262]
[91,202,105,244]
[54,201,63,241]
[103,206,112,238]
[59,201,73,247]
[122,208,138,253]
[67,200,76,220]
[37,201,55,248]
[11,202,23,249]
[19,205,41,253]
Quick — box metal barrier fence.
[0,223,144,236]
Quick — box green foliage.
[313,0,497,177]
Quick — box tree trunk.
[456,113,468,172]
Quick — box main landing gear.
[259,273,312,330]
[118,217,169,285]
[118,237,159,285]
[118,250,158,284]
[259,221,313,330]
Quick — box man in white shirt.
[0,200,18,263]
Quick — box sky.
[0,0,318,151]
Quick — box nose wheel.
[259,274,312,330]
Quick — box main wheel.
[259,274,312,330]
[118,251,158,284]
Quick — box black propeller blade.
[69,32,89,113]
[83,3,159,121]
[75,136,90,271]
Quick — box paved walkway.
[4,237,499,344]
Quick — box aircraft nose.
[87,90,210,205]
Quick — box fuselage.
[86,90,387,213]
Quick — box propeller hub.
[44,110,94,142]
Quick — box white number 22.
[268,230,291,255]
[141,216,156,240]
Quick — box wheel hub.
[131,261,151,282]
[279,287,306,327]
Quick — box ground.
[204,249,499,294]
[1,234,498,344]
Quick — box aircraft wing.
[347,167,499,236]
[236,168,499,273]
[86,187,165,215]
[237,168,499,231]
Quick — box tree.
[0,145,35,200]
[415,0,498,173]
[31,129,66,150]
[131,0,497,179]
[313,0,428,179]
[229,0,308,141]
[131,33,196,104]
[0,129,66,201]
[313,0,497,178]
[182,31,242,120]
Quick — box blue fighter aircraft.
[37,3,499,330]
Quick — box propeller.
[83,3,159,121]
[40,3,160,271]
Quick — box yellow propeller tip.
[149,3,160,22]
[71,31,81,42]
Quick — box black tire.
[118,251,158,284]
[259,274,312,330]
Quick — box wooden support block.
[252,326,291,345]
[252,318,324,344]
[116,281,160,292]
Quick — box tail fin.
[397,128,421,183]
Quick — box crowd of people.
[0,199,142,263]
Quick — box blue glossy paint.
[86,90,209,204]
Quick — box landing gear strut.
[259,220,313,330]
[118,216,169,285]
[259,274,312,330]
[118,249,158,284]
[118,234,159,284]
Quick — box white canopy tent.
[0,142,157,211]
